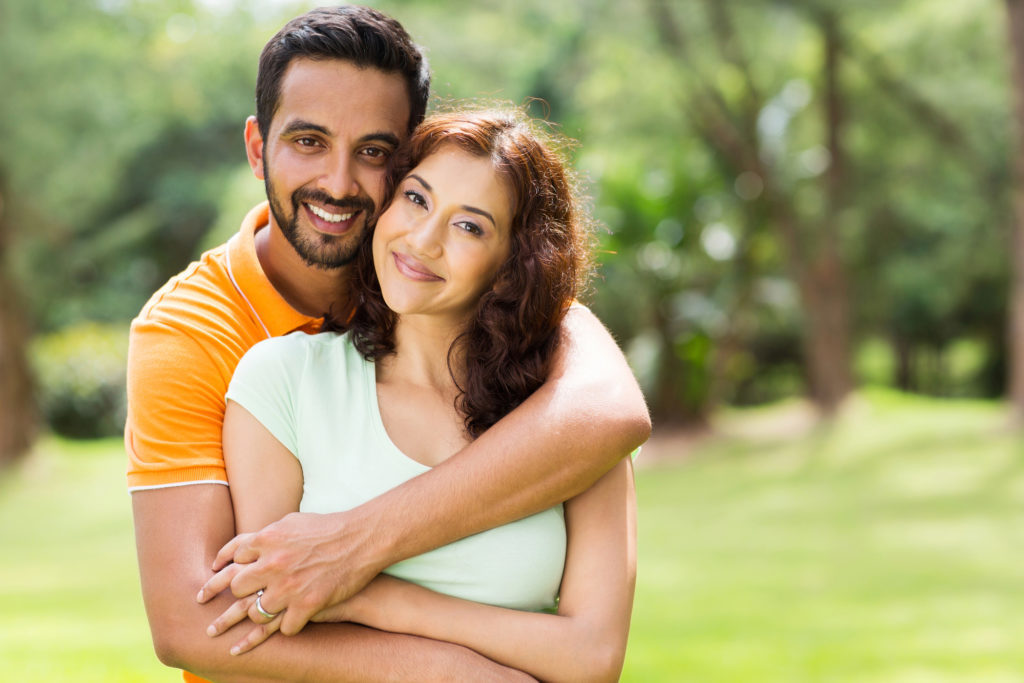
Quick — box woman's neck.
[376,314,467,395]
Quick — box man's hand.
[196,509,388,637]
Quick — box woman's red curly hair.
[335,108,594,438]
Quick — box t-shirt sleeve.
[125,319,233,490]
[225,334,306,457]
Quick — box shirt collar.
[226,202,322,337]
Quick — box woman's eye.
[404,190,427,207]
[457,221,483,236]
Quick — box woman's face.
[373,144,513,326]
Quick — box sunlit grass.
[623,388,1024,682]
[0,437,166,681]
[1,389,1021,680]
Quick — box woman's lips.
[392,251,443,281]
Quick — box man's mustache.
[293,188,375,215]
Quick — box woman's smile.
[392,251,443,281]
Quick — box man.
[127,6,650,682]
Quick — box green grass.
[623,389,1024,682]
[0,438,167,681]
[2,389,1022,681]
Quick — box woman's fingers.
[206,594,256,637]
[230,614,283,655]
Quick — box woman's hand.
[311,574,409,630]
[204,572,407,656]
[205,589,286,656]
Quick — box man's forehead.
[271,58,411,139]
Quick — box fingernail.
[230,646,240,656]
[207,624,217,637]
[196,589,205,602]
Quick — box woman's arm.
[322,457,638,683]
[222,399,304,533]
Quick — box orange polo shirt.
[125,202,322,490]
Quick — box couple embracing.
[127,6,650,681]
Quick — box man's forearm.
[360,306,650,569]
[187,617,529,683]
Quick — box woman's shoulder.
[246,330,366,374]
[246,329,354,355]
[232,330,367,397]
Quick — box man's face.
[256,58,411,270]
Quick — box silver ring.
[254,589,279,620]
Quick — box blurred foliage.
[29,322,128,438]
[0,0,1017,434]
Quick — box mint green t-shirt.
[226,331,566,612]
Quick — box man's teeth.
[308,204,354,223]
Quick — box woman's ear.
[244,116,266,180]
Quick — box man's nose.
[318,155,359,199]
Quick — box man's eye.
[296,137,321,148]
[361,147,391,163]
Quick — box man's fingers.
[214,531,263,570]
[206,595,255,636]
[197,562,240,603]
[212,534,244,571]
[279,603,314,637]
[230,615,282,656]
[248,589,283,625]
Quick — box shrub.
[30,322,128,438]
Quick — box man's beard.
[265,174,375,270]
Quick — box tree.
[0,171,36,465]
[646,0,854,413]
[1005,0,1024,421]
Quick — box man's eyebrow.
[359,131,401,148]
[408,175,498,228]
[280,120,331,137]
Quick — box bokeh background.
[2,0,1024,680]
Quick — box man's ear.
[244,116,266,180]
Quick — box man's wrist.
[329,501,400,581]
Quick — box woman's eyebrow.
[408,173,432,191]
[407,174,495,227]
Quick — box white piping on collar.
[225,236,271,340]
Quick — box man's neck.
[255,221,350,318]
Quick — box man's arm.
[207,305,651,636]
[133,484,532,682]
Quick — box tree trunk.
[805,10,854,413]
[651,301,706,426]
[0,174,37,466]
[1005,0,1024,422]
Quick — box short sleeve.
[225,333,309,456]
[125,319,233,490]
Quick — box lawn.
[1,389,1021,681]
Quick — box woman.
[209,109,636,681]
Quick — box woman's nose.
[406,214,444,258]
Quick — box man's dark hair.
[256,5,430,138]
